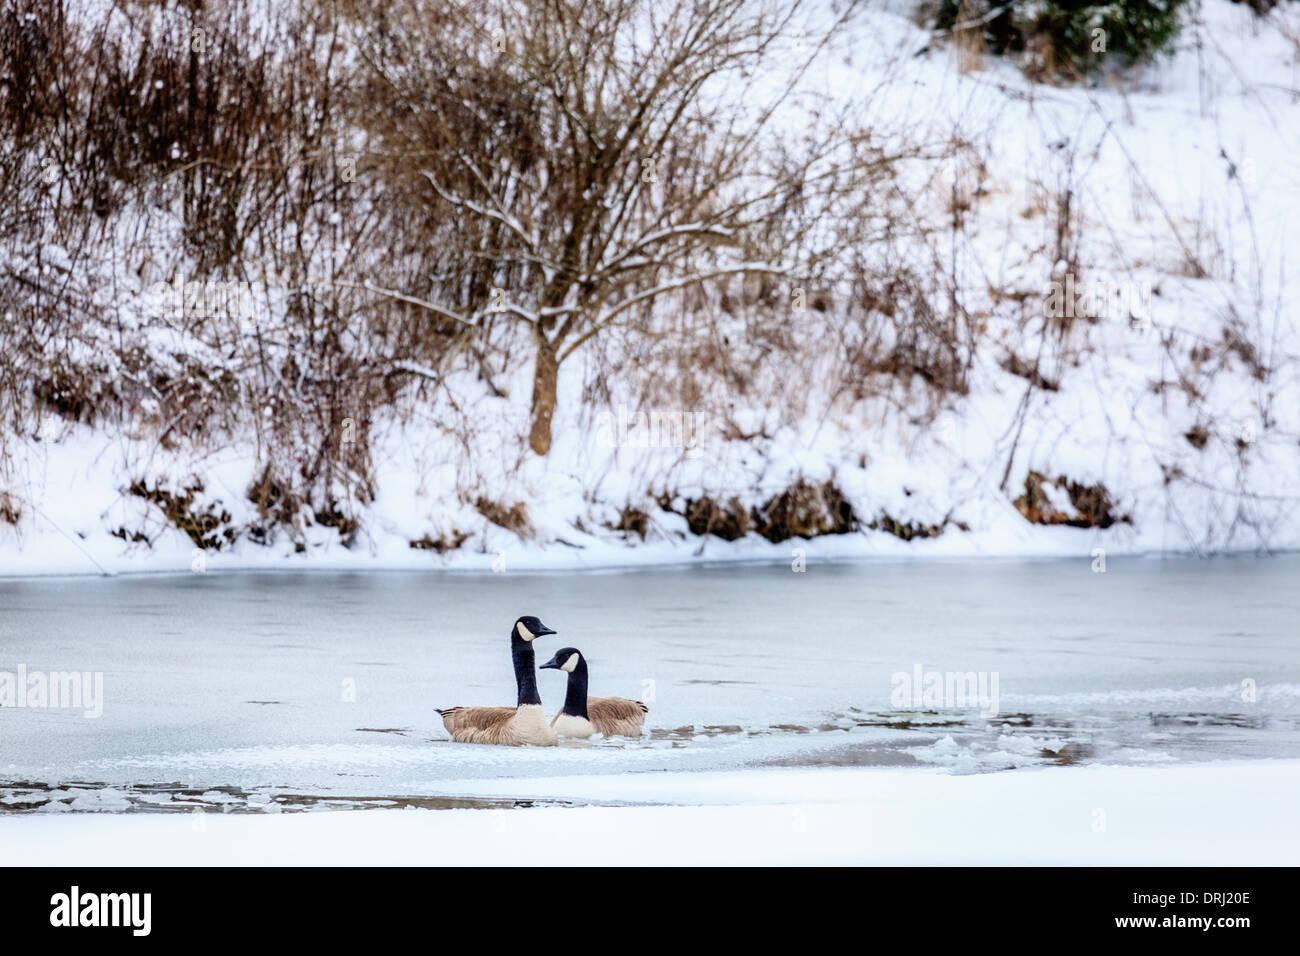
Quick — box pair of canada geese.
[437,615,647,746]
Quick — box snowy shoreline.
[2,532,1295,581]
[4,763,1297,865]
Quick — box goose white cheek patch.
[516,621,535,642]
[561,653,580,673]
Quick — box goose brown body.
[551,696,648,737]
[439,703,556,746]
[437,617,558,747]
[540,647,648,738]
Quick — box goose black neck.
[511,635,542,707]
[562,657,589,718]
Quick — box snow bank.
[3,762,1296,865]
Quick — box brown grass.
[662,480,858,544]
[409,530,471,553]
[474,497,532,537]
[1013,471,1130,529]
[128,480,236,550]
[0,491,20,526]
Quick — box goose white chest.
[510,704,558,746]
[551,712,596,739]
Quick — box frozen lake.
[1,555,1298,814]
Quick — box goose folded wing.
[587,697,648,736]
[439,706,517,741]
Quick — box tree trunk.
[527,332,559,456]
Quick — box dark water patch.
[1041,742,1094,765]
[680,679,757,685]
[847,710,969,730]
[1149,712,1284,729]
[0,780,573,814]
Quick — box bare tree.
[353,0,862,454]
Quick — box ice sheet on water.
[0,558,1296,810]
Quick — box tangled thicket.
[0,0,971,542]
[3,0,1284,555]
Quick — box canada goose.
[539,647,648,738]
[436,616,559,746]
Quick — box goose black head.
[512,616,556,644]
[540,647,589,718]
[539,647,584,672]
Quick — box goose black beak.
[539,656,561,669]
[535,624,557,637]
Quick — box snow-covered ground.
[3,1,1299,576]
[5,763,1297,865]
